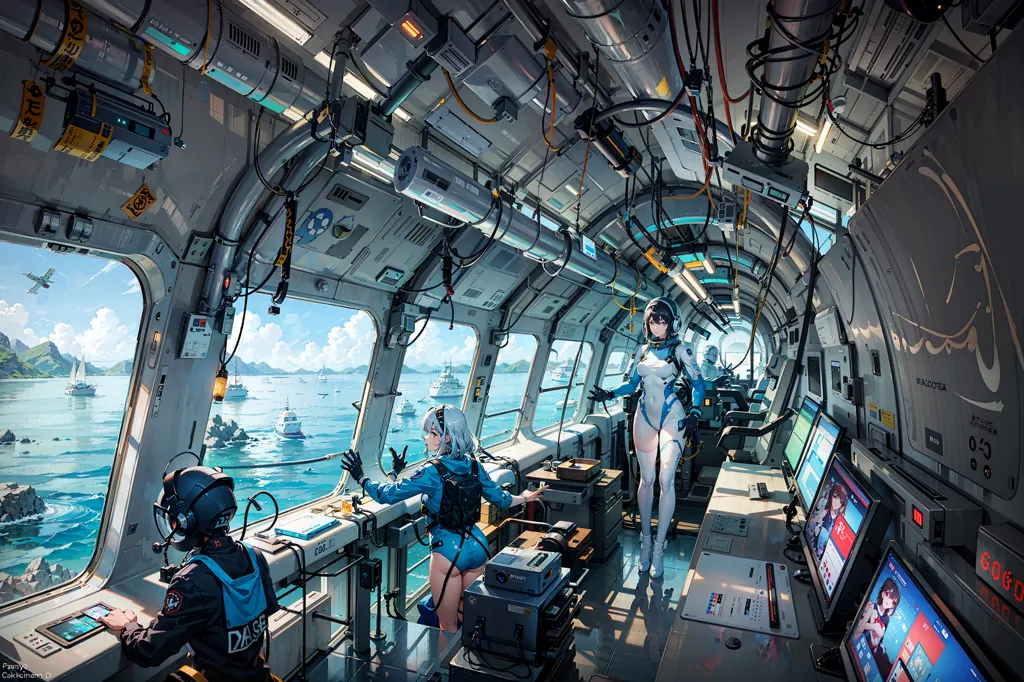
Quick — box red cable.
[668,0,712,166]
[712,0,746,144]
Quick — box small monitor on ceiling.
[806,353,824,403]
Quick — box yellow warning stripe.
[43,0,88,72]
[53,122,112,162]
[10,81,46,143]
[114,23,155,95]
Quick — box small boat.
[429,359,464,399]
[316,363,327,383]
[334,387,340,393]
[275,399,305,439]
[390,427,401,433]
[396,398,416,417]
[318,392,328,398]
[224,361,248,400]
[417,397,428,403]
[64,357,97,396]
[550,359,573,383]
[262,377,272,384]
[555,397,578,409]
[297,377,306,383]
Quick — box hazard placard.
[43,0,88,72]
[10,81,46,143]
[53,122,112,161]
[140,44,154,95]
[122,184,158,220]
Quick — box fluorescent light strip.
[313,50,411,122]
[681,266,709,302]
[808,201,838,223]
[703,254,716,275]
[814,119,833,154]
[794,118,818,136]
[236,0,311,45]
[564,184,579,196]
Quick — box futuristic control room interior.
[0,0,1021,680]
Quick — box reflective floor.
[308,517,701,682]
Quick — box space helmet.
[642,297,682,343]
[153,466,237,552]
[704,345,719,364]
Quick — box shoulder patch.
[164,589,183,614]
[686,348,693,356]
[411,467,426,480]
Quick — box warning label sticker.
[43,0,88,72]
[10,81,46,143]
[122,183,158,220]
[53,122,112,162]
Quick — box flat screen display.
[804,457,872,602]
[785,396,821,472]
[807,355,823,399]
[47,615,103,642]
[795,412,843,511]
[846,548,991,682]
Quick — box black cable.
[541,230,574,278]
[397,308,433,348]
[239,491,280,541]
[253,110,288,197]
[941,12,986,64]
[345,50,390,97]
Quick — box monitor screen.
[804,457,872,603]
[846,547,991,682]
[795,412,843,511]
[807,355,823,399]
[47,615,102,642]
[784,396,821,473]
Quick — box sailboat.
[224,361,248,400]
[64,357,97,396]
[316,363,327,383]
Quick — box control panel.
[179,313,213,358]
[35,603,113,648]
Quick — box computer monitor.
[783,396,821,480]
[806,354,824,402]
[803,456,889,623]
[843,543,999,682]
[794,411,845,513]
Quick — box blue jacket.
[362,454,515,513]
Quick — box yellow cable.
[442,67,496,124]
[541,63,562,153]
[201,0,211,75]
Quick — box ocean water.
[0,368,578,584]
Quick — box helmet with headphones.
[704,345,719,364]
[153,466,237,552]
[642,297,682,343]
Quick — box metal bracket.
[182,233,214,265]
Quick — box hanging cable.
[941,12,987,64]
[573,51,601,227]
[712,0,749,105]
[442,67,497,124]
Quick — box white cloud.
[403,320,477,365]
[495,333,537,365]
[227,309,377,371]
[48,322,80,357]
[81,261,118,287]
[75,308,135,360]
[122,278,141,296]
[0,300,45,347]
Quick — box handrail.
[483,407,523,419]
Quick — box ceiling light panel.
[236,0,311,45]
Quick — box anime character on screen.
[806,479,849,561]
[852,577,902,677]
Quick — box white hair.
[704,345,719,363]
[421,404,478,458]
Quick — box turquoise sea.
[0,368,583,585]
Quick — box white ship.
[550,359,573,382]
[316,363,327,383]
[396,398,416,417]
[555,397,578,409]
[428,360,464,400]
[224,362,248,400]
[64,358,97,396]
[275,399,304,439]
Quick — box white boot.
[638,533,652,573]
[651,540,668,579]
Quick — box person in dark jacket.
[99,466,279,682]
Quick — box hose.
[442,67,497,124]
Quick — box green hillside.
[497,360,531,373]
[19,342,71,375]
[101,360,134,376]
[0,347,49,379]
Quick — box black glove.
[388,445,408,478]
[684,411,699,435]
[588,385,615,403]
[340,450,366,485]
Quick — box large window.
[0,245,142,604]
[392,320,478,470]
[696,327,765,381]
[480,334,537,447]
[204,300,376,516]
[533,340,592,432]
[600,349,631,391]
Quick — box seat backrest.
[752,359,796,463]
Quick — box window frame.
[478,333,539,448]
[533,339,594,434]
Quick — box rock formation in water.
[204,414,251,449]
[0,482,45,522]
[0,429,14,444]
[0,557,76,604]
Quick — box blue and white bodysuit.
[361,454,517,572]
[607,338,706,544]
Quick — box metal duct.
[559,0,722,180]
[0,0,151,91]
[394,147,662,301]
[752,0,841,165]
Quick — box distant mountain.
[57,352,103,375]
[101,360,133,376]
[414,363,435,373]
[20,342,71,375]
[0,333,9,350]
[227,359,292,376]
[402,365,419,374]
[497,360,531,373]
[13,339,29,354]
[0,347,49,379]
[339,364,369,375]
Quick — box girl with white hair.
[340,404,544,631]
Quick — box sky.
[0,242,540,371]
[0,243,142,364]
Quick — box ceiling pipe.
[752,0,843,165]
[394,146,663,301]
